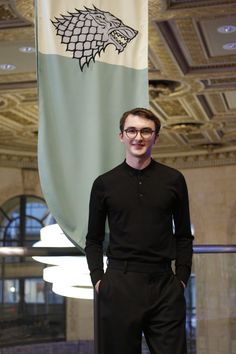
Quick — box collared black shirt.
[85,159,193,286]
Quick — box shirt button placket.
[137,176,143,198]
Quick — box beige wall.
[181,165,236,354]
[66,298,94,340]
[182,164,236,244]
[0,167,43,205]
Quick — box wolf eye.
[112,19,121,27]
[94,14,107,26]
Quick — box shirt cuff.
[175,265,191,285]
[90,269,104,287]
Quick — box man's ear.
[119,132,124,143]
[154,133,159,144]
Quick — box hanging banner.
[36,0,148,249]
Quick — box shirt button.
[139,181,142,185]
[139,193,143,197]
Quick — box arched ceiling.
[0,0,236,169]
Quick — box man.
[85,107,193,354]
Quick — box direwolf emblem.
[52,6,138,71]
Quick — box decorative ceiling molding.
[156,149,236,170]
[0,26,33,41]
[0,0,32,29]
[15,0,34,23]
[0,152,37,169]
[0,0,236,168]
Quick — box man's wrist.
[180,280,186,288]
[90,269,104,287]
[95,280,101,293]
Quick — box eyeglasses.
[123,127,156,140]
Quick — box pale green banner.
[36,0,149,249]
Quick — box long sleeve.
[173,173,194,285]
[85,177,107,286]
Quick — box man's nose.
[135,131,143,139]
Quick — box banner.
[36,0,148,249]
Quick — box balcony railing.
[0,245,235,354]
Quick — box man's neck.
[125,156,152,170]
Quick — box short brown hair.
[120,108,161,134]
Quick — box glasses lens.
[140,128,153,139]
[125,128,137,139]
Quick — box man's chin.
[130,150,146,158]
[131,147,145,153]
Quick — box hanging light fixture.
[33,224,106,299]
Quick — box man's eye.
[127,128,136,133]
[142,129,152,134]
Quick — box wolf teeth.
[112,31,128,46]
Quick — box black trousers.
[98,261,187,354]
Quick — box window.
[0,195,65,346]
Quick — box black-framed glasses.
[123,127,156,140]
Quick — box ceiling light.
[223,42,236,50]
[217,25,236,34]
[0,64,16,71]
[52,283,94,299]
[43,265,92,286]
[32,224,107,299]
[19,46,36,53]
[10,286,16,293]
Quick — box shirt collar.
[122,158,155,177]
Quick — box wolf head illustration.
[52,6,138,71]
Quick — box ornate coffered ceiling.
[0,0,236,169]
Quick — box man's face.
[119,114,158,159]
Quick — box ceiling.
[0,0,236,169]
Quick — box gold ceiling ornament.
[164,121,204,134]
[0,94,18,110]
[157,100,189,117]
[155,149,236,169]
[163,119,224,134]
[207,93,227,113]
[149,79,191,99]
[149,0,166,19]
[0,26,34,42]
[222,130,236,142]
[20,125,38,140]
[175,18,236,66]
[20,91,38,102]
[0,152,37,169]
[0,72,36,83]
[175,18,209,66]
[184,79,205,94]
[0,97,7,110]
[3,109,36,126]
[15,0,34,23]
[149,24,181,79]
[0,3,17,21]
[150,0,235,19]
[209,78,236,86]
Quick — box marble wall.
[66,299,94,340]
[182,165,236,354]
[0,167,43,205]
[183,164,236,245]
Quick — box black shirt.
[85,159,193,286]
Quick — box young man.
[85,107,193,354]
